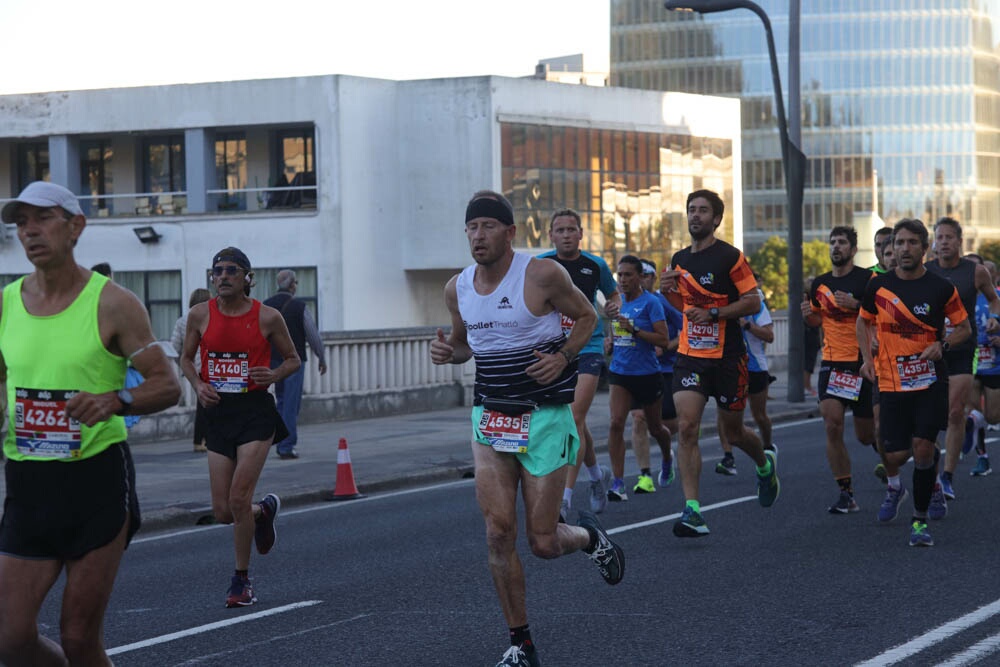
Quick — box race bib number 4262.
[14,387,82,458]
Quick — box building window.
[80,139,113,217]
[142,136,185,195]
[17,142,49,192]
[267,127,316,209]
[116,270,182,342]
[215,132,247,211]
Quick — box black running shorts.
[660,373,677,421]
[204,391,289,460]
[878,381,949,453]
[818,361,874,418]
[610,371,664,408]
[0,441,141,560]
[944,348,975,377]
[672,354,749,412]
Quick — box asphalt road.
[32,417,1000,666]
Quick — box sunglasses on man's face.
[212,265,243,276]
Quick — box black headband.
[465,198,514,226]
[212,247,251,270]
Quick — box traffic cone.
[323,437,364,501]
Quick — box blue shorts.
[577,352,606,377]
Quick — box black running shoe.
[254,493,281,555]
[496,643,541,666]
[578,510,625,585]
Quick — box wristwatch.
[115,388,134,415]
[709,307,720,322]
[743,321,752,331]
[941,340,951,353]
[559,349,576,364]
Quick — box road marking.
[935,631,1000,667]
[854,598,1000,666]
[607,496,757,534]
[106,600,323,656]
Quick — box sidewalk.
[0,381,819,531]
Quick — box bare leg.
[564,373,601,492]
[607,384,632,479]
[719,408,765,466]
[717,413,733,454]
[0,556,65,666]
[521,465,590,559]
[208,438,273,571]
[749,390,772,449]
[821,399,851,479]
[640,399,673,458]
[674,390,708,501]
[943,374,973,476]
[631,408,650,471]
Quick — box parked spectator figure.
[172,288,212,452]
[263,269,327,459]
[0,181,181,664]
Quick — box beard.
[689,223,713,241]
[831,255,849,267]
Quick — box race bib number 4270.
[14,387,82,458]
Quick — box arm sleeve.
[647,294,665,324]
[598,258,617,298]
[303,308,326,363]
[730,252,757,295]
[756,301,773,326]
[944,286,969,325]
[170,314,186,354]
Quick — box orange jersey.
[860,270,967,392]
[670,240,757,359]
[809,267,872,362]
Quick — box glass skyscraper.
[611,1,1000,251]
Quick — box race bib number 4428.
[14,387,82,458]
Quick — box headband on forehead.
[212,247,251,270]
[465,197,514,226]
[641,262,656,275]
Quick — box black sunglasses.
[212,266,242,276]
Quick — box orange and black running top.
[860,270,967,392]
[809,266,872,362]
[670,240,757,359]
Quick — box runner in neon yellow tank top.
[0,181,180,665]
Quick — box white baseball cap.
[2,181,84,223]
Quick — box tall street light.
[664,0,807,402]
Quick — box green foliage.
[749,236,831,310]
[978,240,1000,267]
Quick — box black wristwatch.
[941,340,951,353]
[709,307,720,322]
[115,388,134,416]
[743,321,752,331]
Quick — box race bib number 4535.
[14,387,82,458]
[478,409,531,454]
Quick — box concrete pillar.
[184,128,214,213]
[48,135,80,192]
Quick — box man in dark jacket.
[263,270,327,458]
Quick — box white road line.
[935,631,1000,667]
[608,496,757,534]
[106,600,323,656]
[854,598,1000,666]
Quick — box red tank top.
[200,298,271,393]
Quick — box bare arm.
[975,264,1000,318]
[430,275,473,365]
[526,260,597,385]
[180,303,217,407]
[745,320,775,344]
[686,289,761,325]
[857,314,876,382]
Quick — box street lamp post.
[664,0,806,402]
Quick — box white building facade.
[0,74,741,343]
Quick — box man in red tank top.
[180,247,301,608]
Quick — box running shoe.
[765,442,779,460]
[940,475,956,501]
[828,490,860,514]
[578,510,625,585]
[589,466,611,514]
[225,575,257,608]
[962,414,977,455]
[633,474,656,494]
[559,499,569,524]
[877,486,908,523]
[971,455,992,477]
[607,479,628,502]
[928,483,948,520]
[658,455,675,487]
[254,493,280,555]
[672,505,710,537]
[756,450,780,507]
[908,521,934,547]
[715,454,737,476]
[873,463,888,483]
[496,643,540,667]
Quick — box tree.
[749,236,830,309]
[978,240,1000,267]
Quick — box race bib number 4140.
[478,409,531,454]
[207,351,249,393]
[14,387,82,458]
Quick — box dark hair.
[686,189,725,220]
[966,253,984,265]
[617,255,644,274]
[189,288,211,308]
[91,262,112,277]
[829,226,858,248]
[893,218,929,249]
[874,227,893,240]
[549,208,581,230]
[934,216,963,239]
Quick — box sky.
[0,0,611,95]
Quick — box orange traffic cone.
[324,437,364,501]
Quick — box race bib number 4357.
[14,387,82,458]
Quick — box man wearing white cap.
[0,181,181,664]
